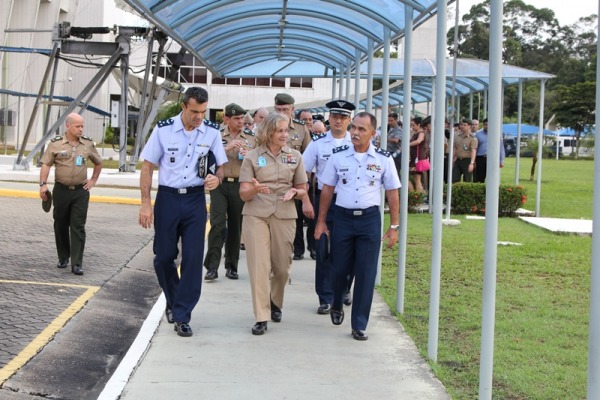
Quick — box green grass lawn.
[378,157,594,399]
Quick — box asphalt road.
[0,196,160,400]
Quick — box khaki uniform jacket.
[41,136,102,185]
[220,127,256,178]
[454,132,478,159]
[240,145,308,219]
[287,119,311,152]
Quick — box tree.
[552,81,596,158]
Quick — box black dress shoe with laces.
[330,309,344,325]
[317,304,331,314]
[344,291,353,306]
[165,307,174,324]
[252,321,267,335]
[205,268,218,281]
[292,254,303,260]
[225,268,239,280]
[352,329,368,341]
[71,264,83,275]
[271,301,282,322]
[57,260,68,269]
[309,249,317,260]
[174,322,193,337]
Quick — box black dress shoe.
[352,329,368,341]
[330,309,344,325]
[344,291,353,306]
[174,322,193,337]
[317,304,331,314]
[240,243,245,251]
[252,321,267,335]
[165,307,174,324]
[309,249,317,260]
[271,301,282,322]
[71,264,83,275]
[205,268,218,281]
[225,268,239,280]
[56,260,68,269]
[292,254,303,260]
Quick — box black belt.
[224,177,239,183]
[56,182,84,191]
[158,185,204,194]
[336,205,378,216]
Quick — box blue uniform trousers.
[153,186,206,323]
[313,190,335,305]
[331,205,381,331]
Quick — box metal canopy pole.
[515,80,523,184]
[478,0,503,397]
[331,68,337,100]
[534,79,546,217]
[587,5,600,396]
[37,47,62,167]
[366,40,374,113]
[428,0,447,362]
[397,6,414,314]
[354,49,361,110]
[376,26,391,286]
[345,57,351,101]
[338,64,344,99]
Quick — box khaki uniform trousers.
[242,214,295,322]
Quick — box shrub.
[407,191,427,213]
[450,182,527,216]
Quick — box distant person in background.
[474,118,505,183]
[387,112,403,176]
[408,117,426,193]
[243,112,254,133]
[239,112,307,336]
[452,118,478,183]
[252,107,269,134]
[297,109,314,132]
[471,119,479,134]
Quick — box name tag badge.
[258,156,267,167]
[75,155,83,166]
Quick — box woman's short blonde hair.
[255,112,289,147]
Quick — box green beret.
[274,93,295,105]
[225,103,246,117]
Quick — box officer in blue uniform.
[139,87,227,337]
[302,100,355,315]
[315,111,400,341]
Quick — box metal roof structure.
[120,0,442,78]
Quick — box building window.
[290,77,313,88]
[242,78,256,86]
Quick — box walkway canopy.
[120,0,442,78]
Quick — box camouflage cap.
[274,93,295,105]
[224,103,246,117]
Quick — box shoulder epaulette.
[81,135,93,141]
[332,145,349,154]
[243,128,254,136]
[292,118,305,125]
[312,132,327,141]
[220,126,225,132]
[204,119,220,130]
[375,147,391,157]
[51,135,62,142]
[157,118,174,128]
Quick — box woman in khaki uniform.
[239,113,308,335]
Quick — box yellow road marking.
[0,280,100,386]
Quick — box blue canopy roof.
[502,124,554,136]
[121,0,442,77]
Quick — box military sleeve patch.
[157,118,174,128]
[50,136,63,142]
[204,119,220,130]
[332,145,349,154]
[293,118,305,125]
[375,147,391,157]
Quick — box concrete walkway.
[1,161,591,400]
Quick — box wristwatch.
[39,181,47,186]
[390,224,400,231]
